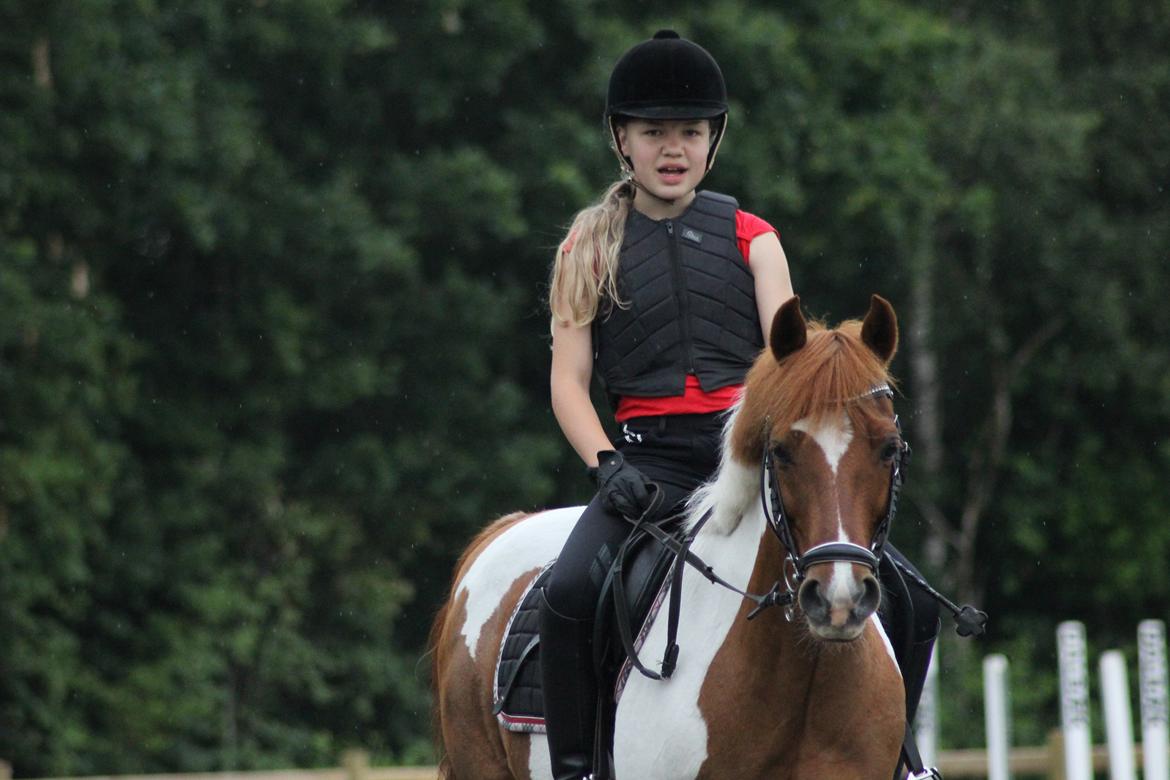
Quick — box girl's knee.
[544,567,597,620]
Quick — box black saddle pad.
[493,521,683,732]
[493,565,552,731]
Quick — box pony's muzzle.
[797,568,881,640]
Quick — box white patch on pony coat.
[687,458,757,537]
[455,507,581,660]
[687,402,756,536]
[527,733,552,780]
[793,413,856,606]
[613,501,768,779]
[871,613,901,675]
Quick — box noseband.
[759,385,911,615]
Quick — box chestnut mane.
[731,319,897,464]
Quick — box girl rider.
[540,30,789,780]
[540,31,936,780]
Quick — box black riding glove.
[589,450,655,519]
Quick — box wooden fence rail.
[936,730,1148,778]
[17,752,435,780]
[8,738,1155,780]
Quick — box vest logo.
[681,227,704,244]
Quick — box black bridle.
[613,384,982,680]
[758,385,911,617]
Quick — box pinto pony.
[430,296,909,779]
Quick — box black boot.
[538,588,598,780]
[902,613,940,724]
[880,545,940,720]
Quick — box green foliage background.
[0,0,1167,774]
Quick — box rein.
[607,493,792,681]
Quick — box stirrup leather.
[900,720,943,780]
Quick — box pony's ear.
[770,295,807,362]
[861,294,898,365]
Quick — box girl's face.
[618,119,712,217]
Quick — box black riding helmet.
[605,30,729,174]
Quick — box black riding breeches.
[544,412,725,620]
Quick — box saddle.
[493,514,685,732]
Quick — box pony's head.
[734,295,903,641]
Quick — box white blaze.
[792,413,855,605]
[792,413,853,478]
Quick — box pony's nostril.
[798,579,828,621]
[856,575,881,617]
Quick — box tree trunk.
[906,207,952,577]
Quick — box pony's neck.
[686,454,757,536]
[686,404,758,536]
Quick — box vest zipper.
[666,220,696,374]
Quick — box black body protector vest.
[593,190,764,404]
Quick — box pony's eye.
[772,444,794,466]
[880,440,902,462]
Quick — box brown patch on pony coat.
[487,567,545,779]
[430,511,533,779]
[695,545,905,779]
[503,729,533,780]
